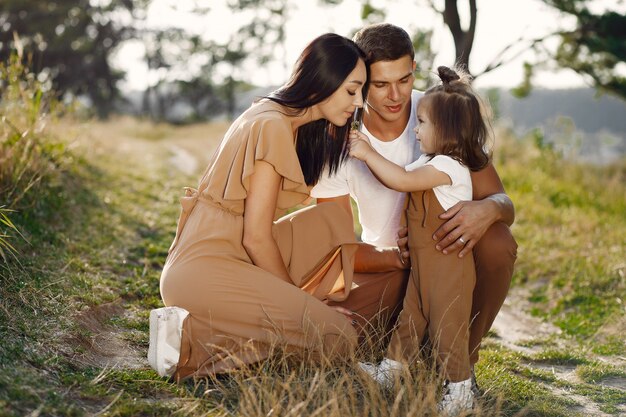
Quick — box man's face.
[365,55,416,125]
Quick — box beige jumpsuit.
[387,190,475,382]
[160,101,376,379]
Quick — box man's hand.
[433,199,499,258]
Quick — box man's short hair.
[353,23,415,64]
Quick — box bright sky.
[116,0,623,91]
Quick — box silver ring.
[458,237,466,244]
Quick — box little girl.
[349,66,491,415]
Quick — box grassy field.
[1,61,624,416]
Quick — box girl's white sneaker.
[438,378,475,416]
[147,306,189,377]
[358,357,404,389]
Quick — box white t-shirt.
[311,90,423,247]
[405,154,472,210]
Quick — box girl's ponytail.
[437,66,460,84]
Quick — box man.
[316,23,517,387]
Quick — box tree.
[535,0,626,98]
[428,0,626,99]
[441,0,476,72]
[229,0,425,91]
[0,0,148,118]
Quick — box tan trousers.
[469,221,517,364]
[387,191,517,381]
[330,269,410,344]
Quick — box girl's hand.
[396,227,411,269]
[348,130,373,161]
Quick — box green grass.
[530,349,587,366]
[476,347,578,416]
[495,127,626,349]
[577,362,626,384]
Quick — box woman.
[148,33,369,380]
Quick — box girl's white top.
[405,154,472,210]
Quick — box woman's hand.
[330,305,354,318]
[348,130,373,161]
[324,303,358,326]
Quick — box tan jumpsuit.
[160,101,378,379]
[387,190,475,382]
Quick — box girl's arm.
[242,160,293,284]
[349,130,450,192]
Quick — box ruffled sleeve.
[201,109,311,214]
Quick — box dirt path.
[491,286,563,354]
[168,145,199,175]
[490,286,625,417]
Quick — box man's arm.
[432,163,515,258]
[317,195,408,272]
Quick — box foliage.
[0,53,68,210]
[0,207,22,263]
[507,0,626,99]
[0,0,149,118]
[360,0,387,23]
[0,52,76,264]
[542,0,626,99]
[138,28,226,121]
[426,0,626,99]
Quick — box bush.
[0,52,77,265]
[0,52,66,210]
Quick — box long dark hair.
[423,66,491,171]
[264,33,369,185]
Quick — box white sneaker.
[147,306,189,377]
[358,357,404,389]
[470,368,481,397]
[438,378,475,416]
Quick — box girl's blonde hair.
[422,66,491,171]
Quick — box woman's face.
[317,59,367,127]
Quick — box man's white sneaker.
[147,306,189,377]
[358,357,404,389]
[438,378,475,416]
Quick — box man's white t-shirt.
[405,154,472,210]
[311,90,423,247]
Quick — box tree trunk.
[443,0,477,73]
